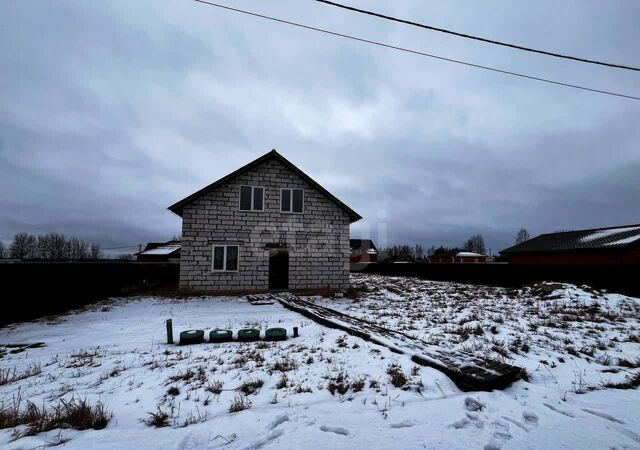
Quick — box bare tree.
[515,228,531,244]
[414,244,424,259]
[462,234,486,255]
[68,237,89,260]
[0,240,4,258]
[8,232,104,260]
[90,244,102,260]
[10,233,37,259]
[380,244,416,260]
[38,233,67,260]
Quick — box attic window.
[281,188,303,213]
[239,186,264,211]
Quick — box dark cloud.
[1,0,639,253]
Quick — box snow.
[1,275,639,449]
[139,245,181,255]
[605,235,640,246]
[580,226,640,242]
[455,252,485,257]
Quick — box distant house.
[136,240,181,262]
[168,149,362,292]
[350,239,378,263]
[500,224,640,264]
[427,250,488,264]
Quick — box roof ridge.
[537,223,640,237]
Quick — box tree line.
[379,228,531,260]
[1,232,102,260]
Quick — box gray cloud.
[1,0,639,253]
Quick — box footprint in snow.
[243,429,285,450]
[619,428,640,443]
[501,416,528,432]
[269,413,290,430]
[464,397,486,412]
[320,425,350,436]
[542,402,575,418]
[483,418,512,450]
[389,420,416,429]
[450,417,484,430]
[522,410,539,425]
[581,408,625,424]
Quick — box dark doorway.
[269,251,289,289]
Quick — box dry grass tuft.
[0,363,42,386]
[206,380,224,395]
[238,379,263,396]
[228,394,251,413]
[386,363,407,388]
[0,392,111,439]
[144,409,170,428]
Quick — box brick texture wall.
[180,158,351,292]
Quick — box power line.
[192,1,640,101]
[316,0,640,72]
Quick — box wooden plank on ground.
[264,293,523,392]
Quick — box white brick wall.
[179,158,351,292]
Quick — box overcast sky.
[1,0,639,254]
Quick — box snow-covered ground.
[1,274,638,449]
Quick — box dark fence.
[0,261,179,327]
[354,263,640,297]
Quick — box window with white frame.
[281,188,303,213]
[239,185,264,211]
[212,245,239,271]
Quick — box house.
[454,251,488,263]
[168,149,362,292]
[135,240,181,262]
[427,250,488,264]
[349,239,378,263]
[500,224,640,264]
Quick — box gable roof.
[349,239,377,251]
[135,240,181,256]
[168,149,362,223]
[500,224,640,254]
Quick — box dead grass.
[0,362,42,386]
[145,409,170,428]
[0,392,111,439]
[326,371,366,396]
[206,380,224,395]
[269,356,299,373]
[386,363,407,388]
[228,394,251,413]
[167,386,180,396]
[276,374,288,389]
[327,371,350,396]
[239,379,263,396]
[602,372,640,390]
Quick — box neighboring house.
[136,240,181,262]
[168,149,362,292]
[350,239,378,263]
[500,224,640,264]
[427,250,487,264]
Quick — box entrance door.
[269,251,289,289]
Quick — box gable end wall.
[179,158,351,292]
